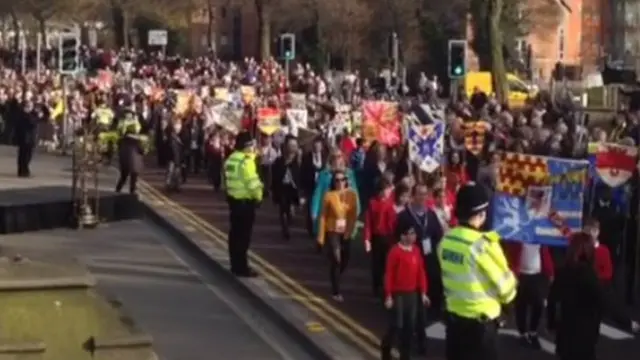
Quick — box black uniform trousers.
[370,235,390,295]
[515,273,547,335]
[227,197,256,274]
[278,187,298,240]
[325,232,351,295]
[381,292,420,360]
[115,171,138,194]
[445,312,499,360]
[17,144,34,176]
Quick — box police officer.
[15,100,38,177]
[115,122,145,194]
[437,183,517,360]
[224,131,263,277]
[116,109,141,137]
[92,97,116,164]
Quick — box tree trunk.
[122,10,130,49]
[206,0,214,50]
[38,17,47,49]
[255,0,271,60]
[10,10,19,52]
[489,0,508,103]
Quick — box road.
[0,219,321,360]
[139,162,640,360]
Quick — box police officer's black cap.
[235,131,255,148]
[455,182,489,219]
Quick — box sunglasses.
[335,177,347,183]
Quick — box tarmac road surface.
[139,162,640,360]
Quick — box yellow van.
[464,71,536,108]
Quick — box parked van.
[464,71,537,108]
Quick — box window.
[558,27,565,60]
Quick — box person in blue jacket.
[311,149,360,238]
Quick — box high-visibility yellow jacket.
[437,226,517,320]
[93,106,115,127]
[224,151,263,201]
[117,117,141,136]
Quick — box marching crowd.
[1,46,640,360]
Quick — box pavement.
[136,158,640,360]
[0,146,345,360]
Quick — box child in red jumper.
[381,220,429,360]
[363,178,395,295]
[584,218,613,283]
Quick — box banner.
[258,107,281,135]
[493,152,588,247]
[462,121,489,156]
[361,101,401,146]
[204,103,241,133]
[587,142,637,187]
[285,109,308,136]
[290,93,307,109]
[407,121,445,173]
[173,90,193,116]
[214,87,230,102]
[240,86,256,104]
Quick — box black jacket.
[547,262,632,360]
[14,109,39,147]
[118,134,144,174]
[271,154,302,203]
[396,206,444,254]
[166,130,184,164]
[300,151,325,195]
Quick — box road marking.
[426,322,557,354]
[305,322,326,332]
[184,225,196,233]
[140,182,381,343]
[138,184,381,357]
[148,211,299,360]
[499,328,556,354]
[600,323,633,340]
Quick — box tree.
[417,0,468,81]
[23,0,96,43]
[317,0,372,69]
[489,0,508,102]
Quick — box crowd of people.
[1,45,640,360]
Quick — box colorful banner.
[587,142,637,188]
[240,86,256,104]
[258,107,281,135]
[407,121,445,173]
[361,101,401,146]
[173,90,193,116]
[462,121,489,155]
[493,152,588,247]
[290,93,307,109]
[286,108,308,130]
[214,87,230,102]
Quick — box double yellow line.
[137,181,382,358]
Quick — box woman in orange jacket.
[317,170,358,302]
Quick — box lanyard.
[408,207,428,233]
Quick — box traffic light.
[448,40,467,79]
[59,33,79,74]
[279,33,295,61]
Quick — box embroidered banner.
[462,121,489,156]
[493,152,588,247]
[587,142,637,188]
[361,101,401,146]
[257,107,281,135]
[407,121,445,173]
